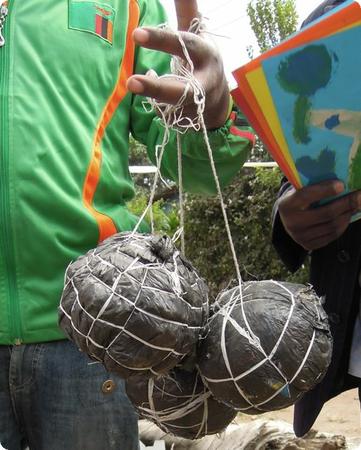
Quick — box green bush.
[183,167,308,298]
[127,195,180,236]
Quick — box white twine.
[171,24,266,353]
[176,132,185,255]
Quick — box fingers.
[281,185,361,228]
[127,73,193,106]
[279,183,361,251]
[289,211,351,251]
[289,180,345,210]
[131,20,229,129]
[174,0,199,31]
[300,191,361,226]
[132,27,209,66]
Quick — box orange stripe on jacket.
[83,0,140,243]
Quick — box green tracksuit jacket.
[0,0,254,345]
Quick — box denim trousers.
[0,340,139,450]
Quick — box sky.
[160,0,318,84]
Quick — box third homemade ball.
[126,367,237,439]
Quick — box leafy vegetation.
[247,0,298,53]
[127,195,180,237]
[183,167,308,298]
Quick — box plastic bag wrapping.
[125,367,237,440]
[59,232,209,379]
[198,280,332,413]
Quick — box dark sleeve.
[301,0,345,28]
[271,179,308,273]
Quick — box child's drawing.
[262,25,361,190]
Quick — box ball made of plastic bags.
[125,367,237,440]
[59,232,209,379]
[198,280,332,414]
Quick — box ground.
[239,388,360,438]
[139,390,361,449]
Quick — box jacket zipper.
[0,0,22,345]
[0,2,7,47]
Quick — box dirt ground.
[139,390,361,449]
[239,388,360,439]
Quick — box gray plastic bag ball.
[198,280,332,413]
[59,232,209,379]
[125,367,237,440]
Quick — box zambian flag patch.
[69,1,115,44]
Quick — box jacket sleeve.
[271,179,309,273]
[130,0,254,195]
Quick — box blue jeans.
[0,340,139,450]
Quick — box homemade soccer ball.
[125,367,237,440]
[198,280,332,414]
[59,232,209,379]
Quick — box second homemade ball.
[198,280,332,413]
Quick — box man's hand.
[126,0,230,130]
[278,180,361,251]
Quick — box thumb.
[174,0,199,31]
[292,180,345,211]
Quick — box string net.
[198,281,332,413]
[59,232,209,379]
[125,367,237,440]
[145,16,334,417]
